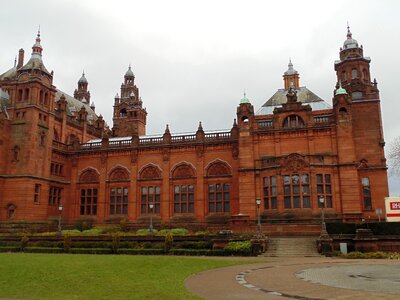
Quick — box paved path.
[185,257,400,299]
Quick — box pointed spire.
[335,81,347,96]
[78,70,88,84]
[32,27,43,55]
[233,118,237,127]
[14,56,17,68]
[164,124,170,134]
[240,91,250,104]
[198,121,203,131]
[346,22,352,39]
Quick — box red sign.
[390,202,400,210]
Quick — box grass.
[0,253,247,300]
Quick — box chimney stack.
[17,48,24,69]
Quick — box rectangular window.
[140,186,161,214]
[316,174,333,208]
[263,176,277,209]
[283,174,310,209]
[80,188,98,215]
[208,183,230,213]
[34,184,41,204]
[174,184,195,213]
[361,177,372,210]
[110,187,128,215]
[50,162,64,176]
[48,186,62,206]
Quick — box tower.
[333,25,388,216]
[112,65,147,137]
[73,71,91,103]
[283,59,300,89]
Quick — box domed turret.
[78,71,88,84]
[125,65,134,78]
[343,25,358,50]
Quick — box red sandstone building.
[0,27,389,228]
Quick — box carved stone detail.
[109,167,130,181]
[172,163,196,179]
[131,150,138,163]
[281,153,308,172]
[140,165,162,180]
[207,161,231,177]
[79,168,100,183]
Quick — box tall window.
[80,188,98,215]
[361,177,372,210]
[316,174,333,208]
[283,174,310,208]
[174,185,194,213]
[283,115,304,128]
[34,184,41,204]
[110,187,128,215]
[141,186,160,214]
[48,186,62,206]
[208,183,230,213]
[263,176,277,209]
[351,68,358,79]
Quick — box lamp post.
[149,203,154,233]
[256,198,261,233]
[57,203,63,236]
[318,195,327,234]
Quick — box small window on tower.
[351,68,358,79]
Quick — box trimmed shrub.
[20,235,29,251]
[169,249,226,256]
[224,241,252,256]
[119,218,127,232]
[111,233,120,253]
[117,248,164,255]
[326,222,400,235]
[0,246,19,253]
[63,234,72,253]
[24,247,63,254]
[136,229,158,236]
[176,241,213,250]
[69,248,113,255]
[164,232,174,252]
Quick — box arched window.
[120,108,127,117]
[139,164,162,215]
[362,69,369,82]
[7,204,16,219]
[79,168,99,216]
[53,129,60,141]
[351,68,358,79]
[341,71,347,81]
[108,167,130,216]
[339,107,348,113]
[206,160,232,213]
[172,163,196,214]
[283,115,304,128]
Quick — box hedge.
[117,248,165,255]
[169,249,226,256]
[24,247,63,254]
[326,222,400,235]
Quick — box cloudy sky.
[1,0,399,195]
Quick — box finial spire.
[346,22,352,39]
[198,121,203,131]
[14,56,17,68]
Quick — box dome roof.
[125,65,134,77]
[284,59,298,75]
[240,92,250,104]
[335,86,348,96]
[78,71,88,84]
[343,25,359,49]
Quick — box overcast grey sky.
[1,0,399,195]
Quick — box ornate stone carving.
[231,144,239,160]
[357,159,368,169]
[131,150,138,163]
[281,153,308,172]
[162,148,170,162]
[79,168,100,183]
[207,161,231,177]
[101,152,107,165]
[12,145,20,162]
[196,145,203,158]
[172,163,196,179]
[140,165,162,180]
[109,167,130,181]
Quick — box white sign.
[385,197,400,222]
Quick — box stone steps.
[263,237,321,257]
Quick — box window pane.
[264,187,269,196]
[81,189,85,197]
[141,204,146,214]
[223,192,230,201]
[209,193,214,201]
[264,198,269,209]
[284,197,291,208]
[264,177,269,186]
[155,195,160,202]
[155,186,161,194]
[216,184,222,191]
[92,206,97,215]
[293,196,301,208]
[271,197,277,209]
[224,202,230,212]
[271,186,277,196]
[80,206,85,215]
[182,185,187,192]
[174,185,180,193]
[284,176,290,185]
[292,175,299,185]
[271,176,276,186]
[317,185,324,194]
[110,205,115,214]
[142,187,147,194]
[182,194,187,202]
[216,193,222,201]
[188,185,194,193]
[188,194,194,202]
[174,204,180,213]
[293,185,300,194]
[88,189,92,196]
[116,206,121,214]
[326,196,333,208]
[182,203,187,212]
[325,174,331,184]
[149,187,154,194]
[123,205,128,214]
[188,203,194,213]
[316,174,323,184]
[223,184,230,191]
[303,196,310,208]
[284,186,291,195]
[93,189,98,196]
[362,177,370,186]
[124,188,128,196]
[216,202,222,212]
[325,185,332,194]
[174,194,180,202]
[301,174,309,184]
[209,184,214,192]
[302,185,309,195]
[209,203,215,212]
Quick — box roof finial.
[38,25,41,37]
[14,56,17,68]
[346,22,352,39]
[198,121,203,131]
[82,69,85,76]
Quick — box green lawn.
[0,253,246,300]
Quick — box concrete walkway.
[185,257,400,299]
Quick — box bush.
[69,248,112,255]
[63,234,72,253]
[177,241,213,250]
[117,248,164,255]
[169,249,226,256]
[35,231,56,236]
[119,218,127,232]
[136,229,157,236]
[24,247,63,254]
[0,246,19,253]
[343,251,400,259]
[326,222,400,235]
[61,229,82,235]
[111,233,120,253]
[224,241,252,256]
[164,232,174,253]
[20,235,29,251]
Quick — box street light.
[256,198,261,233]
[57,203,63,236]
[318,195,327,234]
[149,203,154,233]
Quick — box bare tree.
[388,136,400,174]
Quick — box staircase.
[263,237,320,257]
